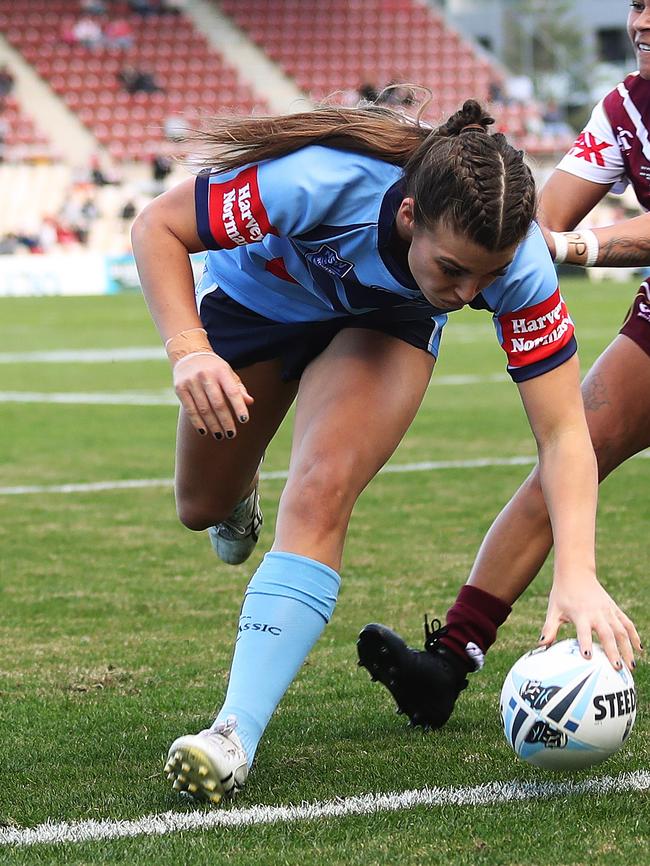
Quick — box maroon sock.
[439,584,512,671]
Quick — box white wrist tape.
[551,231,569,264]
[172,351,216,370]
[582,229,600,267]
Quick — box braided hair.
[183,97,536,253]
[405,100,536,251]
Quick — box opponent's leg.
[465,334,650,605]
[359,335,650,730]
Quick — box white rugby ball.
[500,639,636,770]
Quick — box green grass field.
[1,276,648,865]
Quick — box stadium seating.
[0,96,56,163]
[0,0,575,253]
[218,0,573,155]
[0,0,267,162]
[0,0,572,163]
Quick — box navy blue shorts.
[199,287,443,381]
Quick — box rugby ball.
[500,639,636,770]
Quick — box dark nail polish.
[616,660,623,670]
[226,430,235,439]
[539,634,545,642]
[214,432,223,440]
[198,428,206,436]
[239,415,248,423]
[631,660,636,669]
[584,650,592,659]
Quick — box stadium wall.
[0,252,204,296]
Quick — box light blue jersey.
[194,146,576,381]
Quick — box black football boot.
[357,616,472,730]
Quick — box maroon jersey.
[556,72,650,211]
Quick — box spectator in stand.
[71,16,103,49]
[357,82,379,104]
[120,199,137,223]
[488,76,505,105]
[38,217,59,253]
[0,115,8,161]
[376,81,416,109]
[541,100,573,138]
[118,66,164,95]
[0,65,15,102]
[88,154,120,186]
[14,224,42,253]
[128,0,160,15]
[56,221,81,247]
[89,155,110,186]
[81,196,99,224]
[57,189,99,247]
[152,153,172,182]
[159,0,188,13]
[151,152,173,194]
[80,0,107,14]
[0,233,19,255]
[105,18,134,51]
[350,81,415,112]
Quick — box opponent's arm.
[516,355,639,670]
[538,170,610,232]
[539,170,650,268]
[131,177,253,437]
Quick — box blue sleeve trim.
[508,336,578,383]
[194,170,220,249]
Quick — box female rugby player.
[132,98,636,803]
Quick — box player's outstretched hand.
[538,576,642,672]
[172,352,254,439]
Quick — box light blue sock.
[212,551,340,763]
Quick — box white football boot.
[164,716,249,805]
[208,483,263,565]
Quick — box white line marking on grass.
[2,390,180,406]
[0,457,538,496]
[0,478,176,495]
[0,375,508,407]
[0,327,616,365]
[2,770,649,848]
[2,451,649,496]
[0,348,165,363]
[0,391,178,405]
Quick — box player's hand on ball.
[172,352,254,439]
[538,575,641,672]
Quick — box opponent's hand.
[538,575,642,672]
[172,351,254,439]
